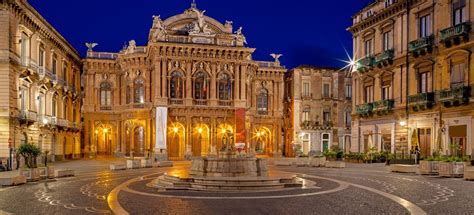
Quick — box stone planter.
[325,161,345,168]
[141,159,153,168]
[38,166,55,179]
[419,161,439,175]
[390,164,417,173]
[464,168,474,181]
[439,162,466,178]
[20,168,40,182]
[309,157,326,167]
[126,159,140,169]
[296,157,309,167]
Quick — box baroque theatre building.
[82,4,287,160]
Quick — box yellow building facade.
[82,4,287,160]
[0,0,82,163]
[349,0,474,158]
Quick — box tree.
[17,143,41,168]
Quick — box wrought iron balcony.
[439,86,470,107]
[409,35,434,57]
[408,92,435,111]
[440,22,471,47]
[100,106,112,111]
[193,99,208,106]
[375,49,394,68]
[18,110,37,124]
[355,56,375,73]
[169,98,184,105]
[58,119,68,128]
[50,117,58,126]
[372,99,394,115]
[133,103,145,109]
[356,103,373,117]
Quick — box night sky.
[29,0,373,69]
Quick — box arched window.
[170,71,184,99]
[193,72,209,100]
[257,88,268,114]
[218,73,232,100]
[63,99,68,119]
[134,79,144,104]
[100,82,112,107]
[126,85,131,104]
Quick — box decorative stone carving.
[152,15,167,41]
[234,27,247,45]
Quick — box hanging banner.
[155,107,168,150]
[235,108,246,147]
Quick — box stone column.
[161,60,167,99]
[186,61,193,105]
[279,80,284,112]
[241,65,247,102]
[154,60,162,103]
[210,63,217,106]
[235,64,240,101]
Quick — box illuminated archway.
[94,123,113,156]
[192,123,210,157]
[167,122,186,160]
[217,123,234,151]
[252,126,272,155]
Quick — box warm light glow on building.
[198,127,203,134]
[173,127,179,133]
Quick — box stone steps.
[154,174,302,192]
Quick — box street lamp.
[399,121,407,127]
[173,126,179,133]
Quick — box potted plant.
[18,143,41,181]
[439,156,467,178]
[419,156,440,175]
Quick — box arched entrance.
[168,122,186,160]
[253,127,272,155]
[217,124,234,151]
[95,124,113,156]
[192,124,210,157]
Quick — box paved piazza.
[1,159,474,214]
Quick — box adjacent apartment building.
[0,0,82,163]
[349,0,474,158]
[284,66,352,156]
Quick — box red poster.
[235,108,246,147]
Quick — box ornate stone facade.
[0,0,82,162]
[349,0,474,158]
[82,4,286,160]
[285,66,352,156]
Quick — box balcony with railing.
[409,35,434,57]
[86,51,118,60]
[18,110,37,124]
[50,117,58,126]
[169,98,184,105]
[58,119,68,128]
[300,120,319,130]
[356,103,373,117]
[408,92,435,111]
[133,103,145,109]
[218,100,233,107]
[439,85,470,107]
[372,99,394,115]
[355,56,375,73]
[375,49,394,68]
[440,22,471,47]
[193,99,208,106]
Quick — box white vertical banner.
[155,107,168,150]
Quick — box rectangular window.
[453,0,467,25]
[364,85,374,103]
[39,48,45,68]
[101,91,112,106]
[345,84,352,99]
[419,72,429,93]
[52,55,57,75]
[38,94,45,115]
[19,88,28,111]
[323,111,331,123]
[364,39,373,56]
[52,98,57,117]
[63,102,67,119]
[382,80,391,100]
[302,110,310,122]
[20,33,29,66]
[63,62,67,82]
[323,84,330,98]
[419,14,432,38]
[384,0,395,8]
[345,112,352,127]
[382,31,393,51]
[450,63,465,87]
[302,82,310,97]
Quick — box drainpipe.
[405,0,411,157]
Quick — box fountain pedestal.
[190,156,268,177]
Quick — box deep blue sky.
[29,0,372,69]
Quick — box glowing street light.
[103,128,108,134]
[198,127,203,134]
[399,121,407,127]
[42,118,49,125]
[221,128,227,134]
[173,127,179,133]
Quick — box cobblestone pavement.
[0,160,473,214]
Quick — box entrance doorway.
[192,125,210,157]
[134,127,145,157]
[322,133,330,152]
[449,125,467,156]
[418,128,432,158]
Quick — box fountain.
[153,130,303,191]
